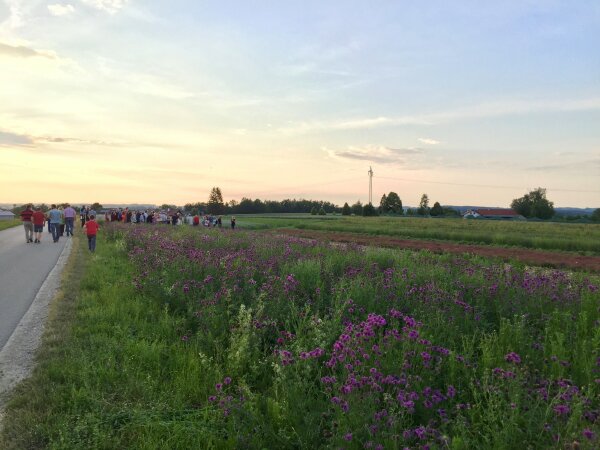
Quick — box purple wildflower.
[553,404,570,416]
[582,428,595,440]
[505,352,521,364]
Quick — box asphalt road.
[0,225,67,349]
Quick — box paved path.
[0,225,68,349]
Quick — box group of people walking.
[18,204,238,252]
[102,207,237,229]
[19,204,100,252]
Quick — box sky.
[0,0,599,208]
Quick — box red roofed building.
[463,208,524,220]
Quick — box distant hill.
[553,207,597,216]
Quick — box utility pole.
[368,166,374,205]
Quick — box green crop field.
[235,215,600,254]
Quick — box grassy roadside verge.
[0,220,21,232]
[0,233,214,449]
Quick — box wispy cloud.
[0,42,56,59]
[48,4,76,16]
[0,131,34,146]
[0,129,128,149]
[96,57,195,100]
[35,136,128,146]
[526,157,600,172]
[278,116,428,135]
[80,0,128,14]
[418,138,441,145]
[0,0,25,31]
[280,97,600,134]
[325,145,424,164]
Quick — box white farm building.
[0,209,15,221]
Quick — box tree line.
[9,187,599,222]
[183,188,340,215]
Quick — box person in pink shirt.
[63,203,77,237]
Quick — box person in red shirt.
[19,204,34,243]
[83,214,100,252]
[31,206,46,244]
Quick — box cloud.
[0,42,56,59]
[278,116,429,135]
[418,138,441,145]
[96,57,195,100]
[81,0,128,14]
[0,128,129,150]
[280,97,600,135]
[0,131,34,146]
[326,145,424,164]
[526,158,600,172]
[48,4,76,16]
[35,136,127,146]
[1,0,25,30]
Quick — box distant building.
[463,208,523,220]
[0,209,15,221]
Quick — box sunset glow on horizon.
[1,1,599,208]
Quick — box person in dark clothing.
[230,216,236,230]
[80,206,88,227]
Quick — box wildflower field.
[3,223,599,449]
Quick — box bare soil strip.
[273,229,600,273]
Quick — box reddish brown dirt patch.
[273,229,600,273]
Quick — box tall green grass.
[1,235,222,449]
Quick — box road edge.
[0,237,73,418]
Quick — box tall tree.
[511,188,554,219]
[253,198,266,213]
[379,194,388,214]
[430,201,443,216]
[363,202,378,216]
[417,194,429,216]
[351,200,363,216]
[207,187,225,214]
[591,208,600,222]
[386,192,403,214]
[342,202,351,216]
